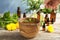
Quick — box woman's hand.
[44,0,60,10]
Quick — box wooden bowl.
[19,18,40,38]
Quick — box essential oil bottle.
[23,13,26,18]
[17,7,21,18]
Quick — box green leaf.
[23,0,44,12]
[41,8,52,14]
[59,5,60,13]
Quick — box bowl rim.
[19,17,40,23]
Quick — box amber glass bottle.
[17,7,21,18]
[50,10,56,23]
[37,11,40,21]
[45,14,48,24]
[23,13,26,18]
[44,14,49,26]
[46,18,49,26]
[42,23,45,31]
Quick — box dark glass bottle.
[45,14,48,24]
[47,18,49,26]
[17,7,21,18]
[23,13,26,18]
[37,11,40,21]
[45,14,50,26]
[50,10,56,22]
[51,18,54,24]
[42,23,45,31]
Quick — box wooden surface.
[0,27,60,40]
[0,14,60,40]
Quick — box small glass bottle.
[47,18,49,26]
[50,10,56,22]
[17,7,21,18]
[37,11,40,21]
[51,18,54,24]
[23,13,26,18]
[45,14,48,24]
[42,22,45,31]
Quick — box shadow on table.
[0,32,30,40]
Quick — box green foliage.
[12,13,18,20]
[11,13,18,23]
[0,11,18,28]
[59,5,60,13]
[0,17,5,28]
[3,11,11,21]
[23,0,44,12]
[41,8,52,14]
[3,11,10,18]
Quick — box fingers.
[44,0,60,10]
